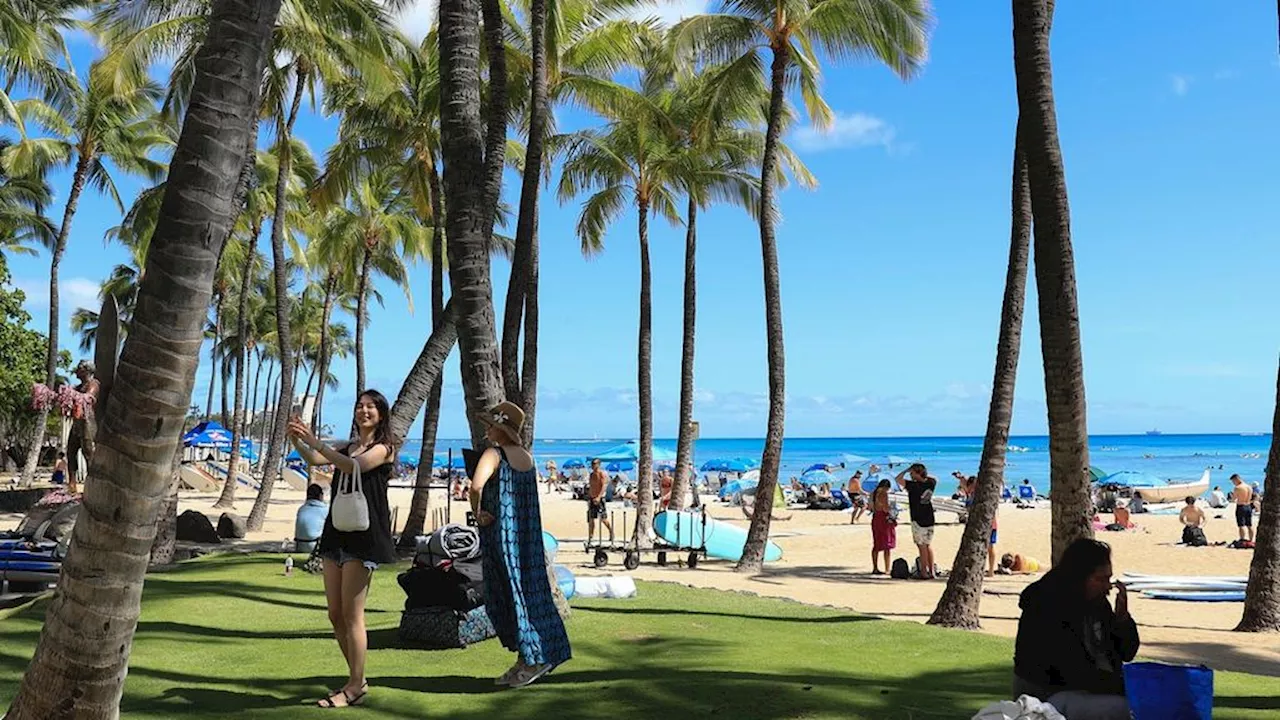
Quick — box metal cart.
[586,505,709,570]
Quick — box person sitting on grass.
[295,483,328,553]
[1013,539,1138,720]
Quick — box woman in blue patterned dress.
[470,401,572,688]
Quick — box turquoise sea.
[400,433,1272,497]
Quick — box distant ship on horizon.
[1146,429,1163,436]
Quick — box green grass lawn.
[1,555,1278,719]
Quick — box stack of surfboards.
[1121,572,1246,602]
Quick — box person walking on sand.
[848,470,867,524]
[1231,474,1254,542]
[870,479,896,574]
[471,401,572,687]
[897,463,937,579]
[587,459,614,543]
[288,390,398,708]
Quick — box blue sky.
[7,0,1280,439]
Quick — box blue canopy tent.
[184,423,256,461]
[592,440,677,463]
[561,458,586,470]
[701,457,758,473]
[799,469,840,487]
[432,455,466,470]
[605,461,635,473]
[398,451,419,467]
[182,420,227,445]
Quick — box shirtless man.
[1231,474,1254,542]
[1179,496,1207,546]
[587,459,614,543]
[66,360,100,494]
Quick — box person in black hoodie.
[1013,538,1139,720]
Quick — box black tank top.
[317,445,397,564]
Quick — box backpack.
[1182,526,1208,547]
[890,558,910,579]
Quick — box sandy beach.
[5,481,1278,677]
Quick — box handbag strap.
[349,454,362,496]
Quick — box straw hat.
[481,401,525,445]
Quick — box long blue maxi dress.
[480,449,572,667]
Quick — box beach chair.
[1017,484,1037,507]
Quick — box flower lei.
[30,383,95,418]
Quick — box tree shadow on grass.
[746,565,905,586]
[142,577,390,614]
[573,605,876,625]
[1140,640,1280,677]
[1215,695,1280,710]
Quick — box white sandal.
[508,663,555,688]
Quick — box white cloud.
[385,0,437,41]
[15,276,100,312]
[790,112,897,153]
[1170,74,1192,96]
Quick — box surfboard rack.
[584,505,709,571]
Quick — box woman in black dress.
[287,390,397,708]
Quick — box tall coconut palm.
[4,62,173,484]
[673,0,930,571]
[439,0,504,447]
[501,0,654,443]
[928,124,1031,628]
[558,76,689,547]
[217,140,315,508]
[1011,0,1091,564]
[3,2,281,716]
[663,61,812,512]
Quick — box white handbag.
[331,459,370,532]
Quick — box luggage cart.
[589,506,709,570]
[584,506,629,568]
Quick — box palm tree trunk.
[500,0,546,432]
[671,196,698,512]
[480,0,508,242]
[355,247,371,393]
[215,228,259,508]
[204,291,221,418]
[929,124,1031,628]
[1012,0,1091,565]
[149,445,185,567]
[439,0,504,448]
[1236,357,1280,630]
[259,361,275,458]
[301,359,317,417]
[520,220,539,446]
[220,351,231,425]
[388,301,459,441]
[632,195,655,548]
[19,153,92,484]
[3,2,280,714]
[739,47,790,572]
[311,273,336,434]
[248,348,263,466]
[400,167,449,547]
[247,72,306,532]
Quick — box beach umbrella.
[841,453,870,465]
[1099,471,1162,489]
[182,420,227,445]
[286,449,302,462]
[562,458,586,470]
[719,476,759,499]
[804,462,845,474]
[605,461,635,473]
[655,461,676,472]
[1088,466,1108,483]
[593,440,677,463]
[799,469,840,487]
[398,452,418,467]
[700,458,755,473]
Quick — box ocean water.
[399,433,1272,497]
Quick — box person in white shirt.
[1208,486,1228,509]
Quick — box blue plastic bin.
[1124,662,1213,720]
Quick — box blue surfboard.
[1142,590,1245,602]
[654,510,783,563]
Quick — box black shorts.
[587,500,608,520]
[1236,504,1254,527]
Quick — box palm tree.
[558,74,690,547]
[928,125,1031,628]
[439,0,505,447]
[501,0,654,443]
[1012,0,1092,564]
[5,61,173,484]
[0,0,79,129]
[1236,8,1280,631]
[664,63,811,512]
[673,0,930,571]
[0,139,55,257]
[3,2,282,716]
